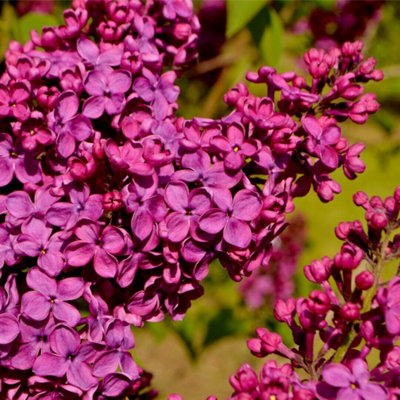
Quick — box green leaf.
[226,0,269,38]
[260,8,284,67]
[0,3,17,60]
[12,12,58,45]
[203,308,246,347]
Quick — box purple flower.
[14,217,64,277]
[172,150,242,189]
[321,359,387,400]
[53,90,93,158]
[77,36,123,68]
[302,115,341,169]
[46,182,103,231]
[376,277,400,336]
[32,324,98,391]
[21,267,84,326]
[134,70,179,120]
[0,133,42,186]
[11,316,55,370]
[210,122,258,171]
[92,319,139,379]
[199,188,262,248]
[65,219,126,278]
[124,182,167,241]
[82,66,132,119]
[0,81,31,121]
[164,181,212,243]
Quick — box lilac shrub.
[208,187,400,399]
[0,0,385,397]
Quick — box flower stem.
[332,229,391,363]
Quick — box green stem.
[332,229,391,363]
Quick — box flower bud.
[384,196,396,214]
[394,186,400,203]
[335,222,351,240]
[229,363,258,393]
[369,212,388,230]
[308,290,330,316]
[274,298,295,323]
[360,320,375,342]
[355,270,374,290]
[334,244,363,270]
[256,327,282,353]
[339,302,360,321]
[304,259,330,283]
[353,191,368,207]
[103,191,123,212]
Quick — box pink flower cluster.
[238,214,306,309]
[211,186,400,399]
[0,0,385,397]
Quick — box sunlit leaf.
[226,0,269,38]
[260,8,284,67]
[0,3,17,59]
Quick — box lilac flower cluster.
[0,0,199,397]
[210,186,400,399]
[0,0,384,397]
[238,214,306,309]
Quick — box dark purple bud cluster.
[206,186,400,399]
[0,0,384,397]
[295,0,384,50]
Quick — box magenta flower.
[65,219,126,278]
[28,375,83,399]
[82,66,131,119]
[164,181,212,242]
[14,217,64,277]
[77,36,123,68]
[0,313,19,345]
[0,81,31,121]
[133,70,179,120]
[321,359,387,400]
[46,182,103,231]
[92,319,139,379]
[160,0,193,20]
[32,324,98,391]
[5,186,59,228]
[302,115,341,169]
[11,316,55,370]
[0,133,42,187]
[21,267,84,326]
[210,122,258,171]
[199,188,262,248]
[18,111,55,151]
[53,90,93,158]
[376,277,400,336]
[124,182,167,241]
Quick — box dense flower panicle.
[0,0,384,397]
